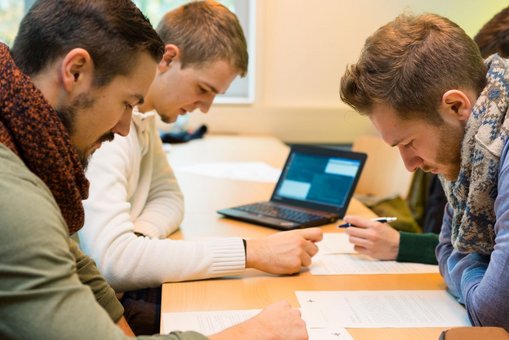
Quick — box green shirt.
[396,231,439,265]
[0,145,206,340]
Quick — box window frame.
[215,0,256,104]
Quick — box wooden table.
[162,135,446,340]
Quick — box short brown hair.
[156,0,248,77]
[340,13,487,124]
[474,6,509,58]
[12,0,164,87]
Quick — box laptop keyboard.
[236,203,325,223]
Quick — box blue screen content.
[273,153,361,207]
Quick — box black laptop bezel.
[269,144,367,217]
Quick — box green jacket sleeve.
[0,146,207,340]
[69,238,124,322]
[396,232,439,264]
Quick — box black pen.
[337,217,397,228]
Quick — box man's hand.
[246,228,323,274]
[343,215,401,260]
[209,301,308,340]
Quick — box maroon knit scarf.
[0,43,89,235]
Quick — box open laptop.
[217,145,367,230]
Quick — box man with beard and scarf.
[340,13,509,329]
[338,6,509,267]
[0,0,307,339]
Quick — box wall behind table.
[187,0,508,144]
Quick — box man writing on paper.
[80,0,322,335]
[340,13,509,329]
[339,6,509,266]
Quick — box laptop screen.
[271,146,366,213]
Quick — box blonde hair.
[157,0,248,76]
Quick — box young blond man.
[80,0,319,335]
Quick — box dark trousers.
[121,287,162,335]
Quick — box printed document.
[296,290,470,328]
[162,309,259,335]
[311,253,439,275]
[161,309,353,339]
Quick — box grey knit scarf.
[440,55,509,255]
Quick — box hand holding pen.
[338,216,397,228]
[339,215,401,260]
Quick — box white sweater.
[79,109,245,292]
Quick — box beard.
[435,122,464,181]
[56,93,114,169]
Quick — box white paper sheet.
[174,162,281,183]
[307,328,354,340]
[296,290,470,328]
[311,253,439,275]
[317,233,356,254]
[162,309,259,335]
[161,309,353,339]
